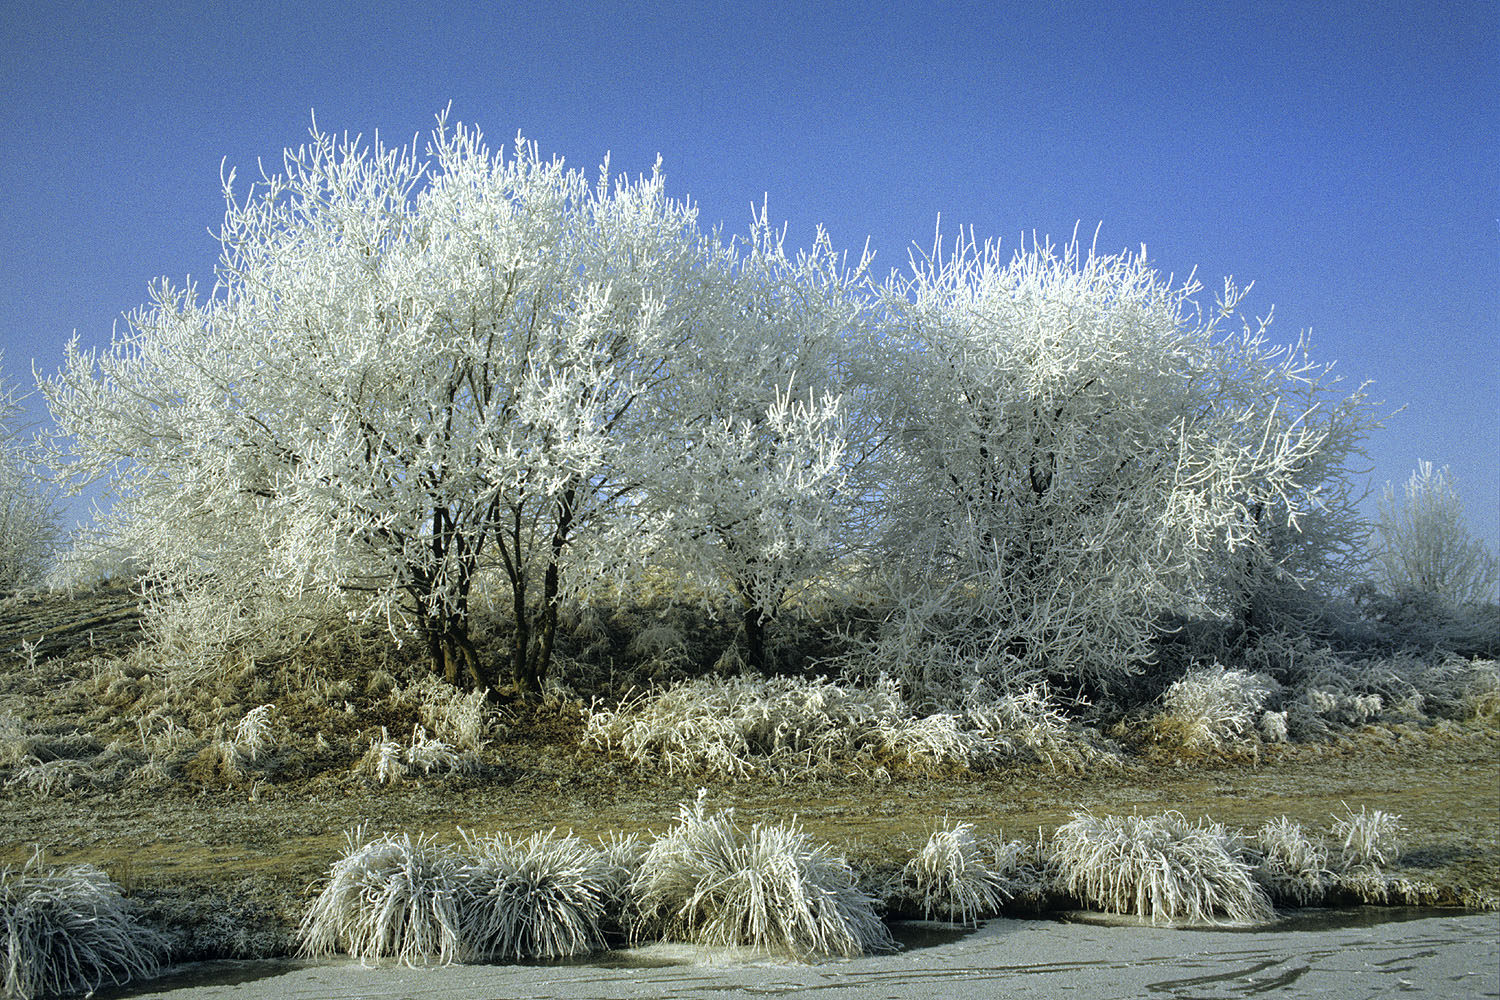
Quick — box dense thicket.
[43,113,1404,699]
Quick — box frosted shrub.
[630,796,893,957]
[300,830,464,966]
[2,854,163,1000]
[43,114,729,694]
[1250,817,1330,905]
[455,831,618,960]
[1051,811,1273,924]
[1154,664,1279,750]
[868,236,1376,697]
[890,821,1018,924]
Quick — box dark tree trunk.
[518,484,578,696]
[743,603,769,674]
[510,572,535,694]
[423,614,485,690]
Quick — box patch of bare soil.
[1,590,1496,961]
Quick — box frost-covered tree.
[1374,461,1499,604]
[660,212,876,669]
[864,234,1376,697]
[0,356,59,593]
[43,116,715,693]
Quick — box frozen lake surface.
[114,908,1498,999]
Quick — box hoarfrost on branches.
[862,233,1377,695]
[44,114,717,693]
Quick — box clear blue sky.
[3,1,1496,552]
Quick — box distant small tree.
[0,355,59,593]
[43,116,714,693]
[1373,461,1498,604]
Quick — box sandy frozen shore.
[115,909,1498,1000]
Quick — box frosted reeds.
[630,796,894,957]
[1,854,163,1000]
[889,821,1018,924]
[300,830,464,966]
[1249,817,1330,905]
[455,830,621,960]
[1051,811,1273,924]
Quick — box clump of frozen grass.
[1249,817,1330,905]
[872,713,987,769]
[584,675,1106,779]
[630,794,894,957]
[393,676,493,751]
[1407,656,1500,721]
[963,684,1117,772]
[300,829,464,966]
[1259,710,1290,742]
[455,830,619,960]
[889,821,1018,924]
[359,729,406,785]
[5,757,103,798]
[585,676,917,778]
[1152,664,1278,750]
[1463,659,1500,719]
[1,852,163,1000]
[1051,810,1273,924]
[625,623,689,668]
[1295,688,1383,732]
[403,725,461,777]
[1329,804,1403,874]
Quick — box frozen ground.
[114,909,1498,1000]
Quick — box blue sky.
[2,1,1496,552]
